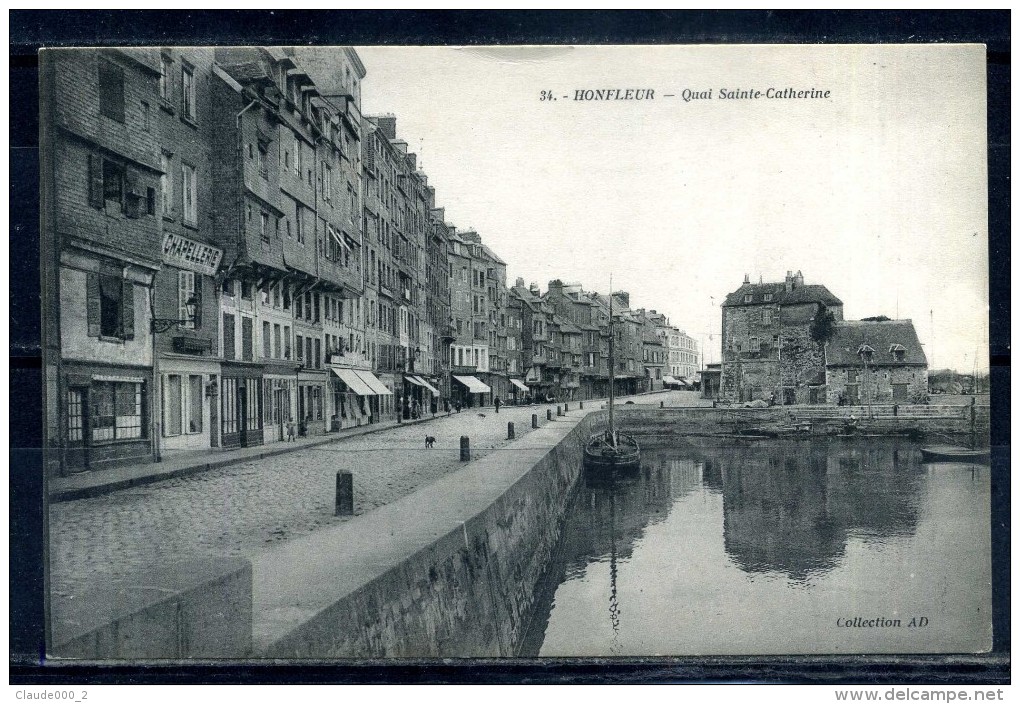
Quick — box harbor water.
[523,438,992,656]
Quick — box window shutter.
[121,280,135,340]
[192,275,203,329]
[87,272,101,336]
[88,155,104,209]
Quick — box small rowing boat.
[919,445,990,463]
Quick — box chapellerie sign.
[161,233,223,276]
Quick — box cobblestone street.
[50,394,686,598]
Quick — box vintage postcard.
[39,43,990,661]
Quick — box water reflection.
[528,438,991,656]
[721,442,924,581]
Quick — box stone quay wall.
[251,409,605,658]
[50,557,252,660]
[613,404,989,444]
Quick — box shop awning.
[453,375,491,394]
[353,370,393,396]
[408,375,440,395]
[510,378,529,392]
[663,376,679,385]
[331,368,375,396]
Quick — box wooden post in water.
[335,471,353,516]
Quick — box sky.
[357,44,988,372]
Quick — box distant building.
[824,320,929,404]
[720,270,843,404]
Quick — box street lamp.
[152,295,198,333]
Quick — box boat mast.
[608,277,616,447]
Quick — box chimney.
[547,279,564,294]
[515,277,525,288]
[785,270,794,292]
[615,291,630,308]
[529,282,541,296]
[794,270,804,287]
[407,153,417,170]
[374,114,397,140]
[743,273,750,285]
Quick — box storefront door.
[65,386,89,471]
[237,384,249,447]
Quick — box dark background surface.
[10,9,1010,684]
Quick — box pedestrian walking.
[286,419,296,442]
[495,397,501,414]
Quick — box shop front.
[220,362,264,449]
[404,374,440,418]
[509,378,529,405]
[297,369,328,437]
[452,374,491,408]
[263,363,298,443]
[158,355,220,454]
[60,362,153,473]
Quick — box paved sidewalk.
[49,389,674,503]
[49,413,440,502]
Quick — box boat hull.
[920,446,990,463]
[584,433,641,473]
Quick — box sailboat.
[584,282,641,473]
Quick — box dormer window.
[857,344,875,363]
[889,343,906,362]
[764,293,774,302]
[743,294,753,303]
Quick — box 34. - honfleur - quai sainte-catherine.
[567,87,831,101]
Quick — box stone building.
[720,270,843,404]
[42,48,165,474]
[824,320,929,405]
[447,229,493,407]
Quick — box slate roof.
[824,320,928,367]
[723,282,842,307]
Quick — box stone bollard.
[335,470,354,516]
[564,403,569,412]
[660,400,664,408]
[460,436,471,462]
[507,422,515,440]
[532,413,539,429]
[557,405,563,416]
[547,409,553,421]
[580,401,584,410]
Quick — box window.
[284,325,292,359]
[744,294,753,303]
[295,205,304,244]
[159,154,173,216]
[141,101,150,131]
[273,324,281,358]
[182,63,196,120]
[764,293,774,302]
[181,163,197,225]
[260,212,269,243]
[258,143,269,180]
[92,381,144,441]
[178,270,197,329]
[262,321,271,359]
[159,53,172,101]
[322,163,332,201]
[296,335,304,362]
[293,132,302,175]
[98,59,125,122]
[87,273,134,340]
[164,375,183,436]
[188,375,203,433]
[762,309,773,326]
[241,317,254,361]
[314,338,321,368]
[749,336,760,353]
[223,313,235,360]
[103,159,125,204]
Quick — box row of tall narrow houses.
[40,46,699,477]
[720,270,928,404]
